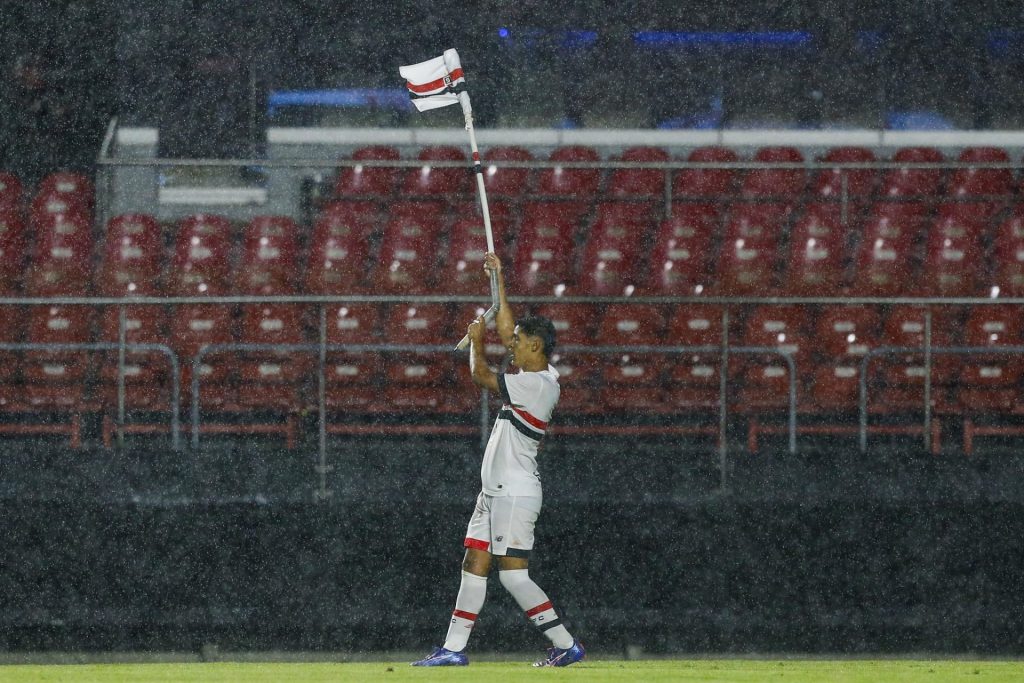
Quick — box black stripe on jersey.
[498,374,512,404]
[537,618,563,632]
[504,547,531,559]
[498,409,542,441]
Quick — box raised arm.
[484,252,514,349]
[467,315,499,393]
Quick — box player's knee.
[462,548,491,576]
[498,567,531,592]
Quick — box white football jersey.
[480,365,561,497]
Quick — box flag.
[399,48,466,112]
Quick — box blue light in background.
[634,30,813,48]
[498,27,509,39]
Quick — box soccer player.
[412,252,585,668]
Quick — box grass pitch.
[2,660,1023,682]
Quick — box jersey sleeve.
[498,372,543,408]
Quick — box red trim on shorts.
[453,609,478,621]
[464,537,490,551]
[525,600,553,617]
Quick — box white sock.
[498,569,575,649]
[442,571,488,652]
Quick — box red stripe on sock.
[464,537,490,551]
[526,600,553,617]
[453,609,477,621]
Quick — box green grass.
[2,660,1023,683]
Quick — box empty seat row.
[333,145,1022,201]
[11,198,1020,299]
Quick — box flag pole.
[453,86,500,351]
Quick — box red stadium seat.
[96,213,163,296]
[738,305,814,368]
[96,306,172,413]
[918,228,984,297]
[23,304,95,388]
[335,145,400,198]
[382,303,451,346]
[715,207,785,295]
[813,305,881,361]
[947,147,1013,199]
[593,304,667,347]
[0,305,24,381]
[849,232,917,297]
[234,216,300,294]
[530,303,600,349]
[0,304,95,446]
[511,202,586,295]
[25,212,93,295]
[880,147,944,198]
[665,304,728,347]
[735,306,811,414]
[400,146,469,197]
[36,171,93,206]
[535,146,601,198]
[989,211,1024,296]
[576,202,652,296]
[870,305,960,415]
[783,205,847,295]
[323,349,381,415]
[168,304,236,402]
[640,204,716,296]
[168,214,233,295]
[929,202,989,239]
[0,209,27,294]
[306,201,377,294]
[30,172,93,225]
[672,146,738,198]
[482,146,533,197]
[327,304,380,345]
[371,201,445,293]
[546,350,601,415]
[234,303,309,414]
[811,147,878,207]
[437,203,513,295]
[598,352,666,413]
[955,306,1024,451]
[740,147,805,199]
[607,146,669,198]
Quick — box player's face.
[509,325,533,367]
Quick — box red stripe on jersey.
[406,68,465,94]
[525,600,553,617]
[453,609,478,622]
[511,405,547,431]
[464,537,490,551]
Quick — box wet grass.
[2,659,1023,682]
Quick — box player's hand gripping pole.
[455,303,498,351]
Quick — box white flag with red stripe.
[399,48,467,112]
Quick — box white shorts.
[463,492,542,558]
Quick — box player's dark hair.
[516,315,557,357]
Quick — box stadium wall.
[0,439,1022,655]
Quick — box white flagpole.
[453,87,500,351]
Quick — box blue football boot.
[533,639,585,667]
[410,646,469,666]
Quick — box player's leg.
[412,493,492,666]
[491,496,584,666]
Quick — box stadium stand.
[6,142,1024,451]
